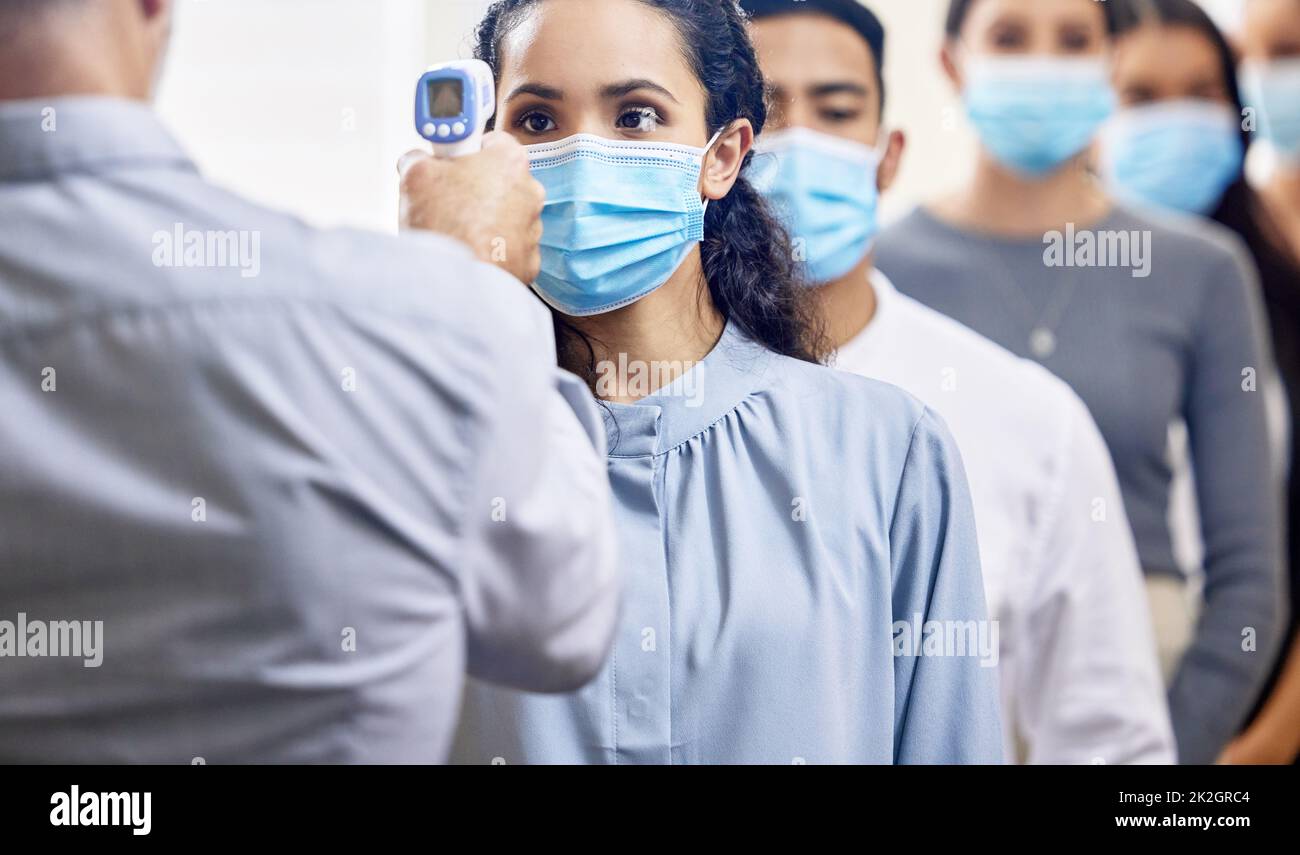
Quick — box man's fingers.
[479,131,516,151]
[397,149,433,180]
[525,247,543,283]
[529,176,546,216]
[399,130,545,285]
[480,132,530,172]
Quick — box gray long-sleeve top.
[877,205,1287,764]
[0,97,620,763]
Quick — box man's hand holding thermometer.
[399,60,544,284]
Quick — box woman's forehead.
[496,0,698,96]
[962,0,1106,33]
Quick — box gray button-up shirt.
[0,97,619,763]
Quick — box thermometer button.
[453,122,466,136]
[437,124,452,138]
[421,122,437,138]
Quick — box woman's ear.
[701,119,754,201]
[940,40,963,91]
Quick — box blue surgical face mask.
[963,55,1116,176]
[1240,58,1300,163]
[751,127,884,285]
[525,131,720,317]
[1099,100,1245,215]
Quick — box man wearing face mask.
[743,0,1175,764]
[0,0,621,763]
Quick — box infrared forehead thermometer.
[415,60,496,158]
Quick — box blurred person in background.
[874,0,1286,764]
[0,0,620,762]
[1237,0,1300,764]
[452,0,1002,765]
[1103,0,1300,765]
[1241,0,1300,258]
[742,0,1174,763]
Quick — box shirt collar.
[605,321,773,458]
[0,96,196,181]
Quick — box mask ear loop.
[860,127,890,195]
[699,124,731,219]
[871,128,891,160]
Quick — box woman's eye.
[518,112,556,134]
[1059,29,1096,52]
[617,107,661,133]
[990,27,1026,50]
[1191,82,1228,100]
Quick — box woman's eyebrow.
[1060,22,1093,34]
[505,82,565,103]
[987,14,1028,31]
[600,79,680,104]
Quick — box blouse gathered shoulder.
[453,323,1002,764]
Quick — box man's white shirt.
[836,270,1175,764]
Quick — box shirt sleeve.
[890,407,1003,764]
[1013,397,1176,764]
[454,291,621,694]
[1173,243,1288,763]
[267,228,621,697]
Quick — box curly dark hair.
[474,0,828,380]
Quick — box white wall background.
[157,0,1247,232]
[157,0,431,232]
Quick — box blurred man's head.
[0,0,174,102]
[743,0,904,194]
[744,0,884,139]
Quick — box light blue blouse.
[453,324,1002,764]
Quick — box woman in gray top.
[876,0,1286,764]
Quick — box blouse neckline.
[603,322,773,458]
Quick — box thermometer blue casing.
[415,60,496,158]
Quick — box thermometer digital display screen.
[427,79,464,119]
[416,60,494,155]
